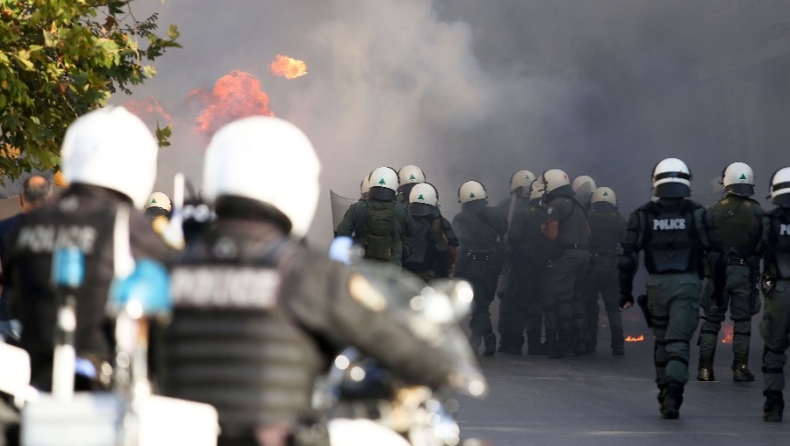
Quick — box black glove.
[619,293,635,309]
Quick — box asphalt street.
[456,310,790,446]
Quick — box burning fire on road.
[625,335,645,342]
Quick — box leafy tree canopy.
[0,0,180,181]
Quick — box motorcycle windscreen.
[349,262,488,398]
[330,190,358,231]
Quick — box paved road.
[456,316,790,446]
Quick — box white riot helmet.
[770,167,790,206]
[529,176,545,202]
[145,192,172,213]
[722,162,755,197]
[543,169,570,194]
[652,158,692,198]
[369,166,399,192]
[509,170,535,193]
[458,181,487,204]
[591,187,617,206]
[572,175,597,206]
[398,165,426,185]
[203,116,320,238]
[61,106,158,208]
[409,182,439,216]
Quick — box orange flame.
[123,98,173,124]
[189,70,274,136]
[625,335,645,342]
[269,54,308,79]
[722,325,733,344]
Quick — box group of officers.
[336,157,790,422]
[1,105,790,446]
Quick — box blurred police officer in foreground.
[2,107,173,391]
[0,175,53,342]
[541,169,590,358]
[161,116,458,446]
[619,158,713,419]
[452,181,507,356]
[759,167,790,421]
[697,162,763,382]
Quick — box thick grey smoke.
[121,0,790,246]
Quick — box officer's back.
[1,107,172,390]
[336,167,414,266]
[162,117,456,446]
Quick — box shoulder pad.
[636,201,658,214]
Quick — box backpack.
[361,200,397,261]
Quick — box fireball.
[190,70,274,136]
[269,54,308,79]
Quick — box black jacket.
[2,184,174,389]
[161,203,455,437]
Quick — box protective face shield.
[409,182,439,216]
[722,162,755,197]
[398,165,426,185]
[591,187,617,206]
[369,166,399,193]
[543,169,570,194]
[770,167,790,207]
[61,106,158,208]
[652,158,692,198]
[572,175,597,206]
[528,177,545,202]
[458,181,487,204]
[360,176,371,198]
[203,116,320,238]
[509,170,535,193]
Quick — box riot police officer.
[541,169,591,358]
[452,181,507,356]
[162,116,459,445]
[336,167,415,266]
[1,107,173,391]
[499,178,555,355]
[697,162,763,382]
[584,187,626,355]
[498,170,535,209]
[396,165,426,204]
[759,167,790,421]
[403,182,458,282]
[572,175,597,209]
[619,158,713,419]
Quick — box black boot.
[527,331,546,356]
[697,361,715,382]
[662,382,684,419]
[483,333,497,357]
[572,332,587,356]
[732,353,755,382]
[469,333,482,355]
[546,338,565,359]
[764,391,784,422]
[657,384,667,412]
[611,327,625,356]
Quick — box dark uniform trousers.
[455,252,500,338]
[582,256,623,350]
[648,273,701,386]
[761,280,790,392]
[498,258,544,350]
[542,248,590,349]
[699,264,754,361]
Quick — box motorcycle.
[322,238,490,446]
